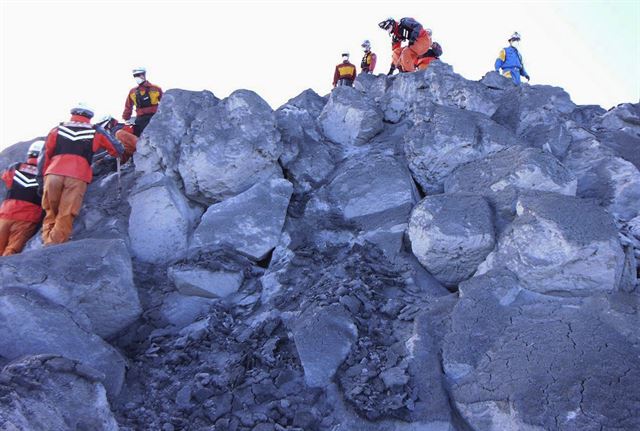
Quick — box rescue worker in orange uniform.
[38,103,124,245]
[122,67,163,137]
[0,141,44,255]
[360,40,377,74]
[379,17,432,75]
[97,115,137,163]
[332,53,357,88]
[415,29,443,71]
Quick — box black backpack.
[430,41,443,58]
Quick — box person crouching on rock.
[415,29,443,71]
[0,140,45,255]
[333,52,357,88]
[38,103,124,245]
[379,17,431,75]
[96,115,137,164]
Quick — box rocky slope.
[0,62,639,431]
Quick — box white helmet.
[27,140,45,158]
[70,102,94,119]
[426,28,432,37]
[132,67,146,76]
[509,32,521,42]
[361,40,371,50]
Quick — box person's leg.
[48,176,87,244]
[133,114,152,137]
[3,220,38,255]
[392,47,403,68]
[115,129,138,163]
[0,218,11,254]
[41,174,64,244]
[400,33,430,72]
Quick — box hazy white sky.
[1,0,639,150]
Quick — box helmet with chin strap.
[509,32,521,42]
[378,18,395,32]
[27,140,45,158]
[70,102,94,119]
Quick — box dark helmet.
[378,18,396,32]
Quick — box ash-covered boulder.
[443,271,640,431]
[592,103,640,170]
[135,89,219,181]
[354,73,389,101]
[476,191,625,295]
[0,355,118,431]
[0,289,125,396]
[168,266,244,299]
[178,90,284,203]
[291,304,358,388]
[570,104,607,129]
[276,89,336,194]
[190,178,293,260]
[404,104,522,194]
[479,70,517,91]
[382,62,499,123]
[0,239,141,339]
[159,292,216,329]
[492,84,576,158]
[318,86,384,146]
[408,194,495,287]
[445,146,577,226]
[128,173,203,264]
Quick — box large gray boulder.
[443,271,640,431]
[381,62,499,123]
[0,289,126,396]
[135,89,220,181]
[353,72,389,102]
[0,355,118,431]
[492,84,576,158]
[318,86,384,147]
[404,104,522,194]
[276,89,335,194]
[476,191,625,295]
[128,173,203,264]
[178,90,284,203]
[190,178,293,260]
[592,103,640,169]
[408,194,495,287]
[445,147,577,226]
[0,239,141,339]
[168,266,244,299]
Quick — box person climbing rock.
[360,40,377,74]
[38,103,124,245]
[0,140,44,255]
[122,67,163,137]
[379,17,432,75]
[97,115,137,163]
[495,32,530,85]
[332,53,357,87]
[415,29,443,70]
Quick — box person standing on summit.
[122,67,163,137]
[333,53,357,87]
[379,17,431,75]
[360,40,377,74]
[39,103,124,245]
[495,32,530,85]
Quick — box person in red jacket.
[122,67,163,137]
[39,103,124,245]
[333,53,357,88]
[379,17,432,74]
[360,40,377,74]
[0,141,44,255]
[97,115,137,163]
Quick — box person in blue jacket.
[495,32,530,85]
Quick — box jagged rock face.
[128,173,203,263]
[318,86,384,147]
[190,178,293,260]
[444,271,640,431]
[404,104,522,194]
[0,355,118,431]
[445,146,577,227]
[477,191,625,294]
[0,239,141,339]
[0,289,125,397]
[408,194,495,287]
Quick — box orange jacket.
[0,157,42,223]
[40,115,124,184]
[333,61,357,86]
[122,81,163,120]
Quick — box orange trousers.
[0,218,38,256]
[399,33,431,72]
[41,174,87,245]
[115,129,138,163]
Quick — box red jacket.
[122,81,163,120]
[0,157,42,223]
[333,61,357,86]
[41,115,123,184]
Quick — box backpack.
[431,41,443,58]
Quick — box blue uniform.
[495,46,529,85]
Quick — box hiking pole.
[116,157,122,199]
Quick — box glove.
[388,65,396,76]
[524,74,530,81]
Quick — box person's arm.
[333,66,339,87]
[370,53,377,72]
[122,90,134,120]
[94,125,124,157]
[1,164,17,188]
[495,49,506,72]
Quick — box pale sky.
[1,0,639,150]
